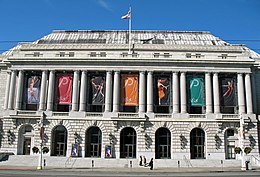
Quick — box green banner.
[189,77,205,106]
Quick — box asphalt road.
[0,170,260,177]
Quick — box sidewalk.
[0,165,260,173]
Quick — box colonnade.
[4,70,253,114]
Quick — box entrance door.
[23,138,31,155]
[120,127,136,158]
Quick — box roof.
[35,30,228,46]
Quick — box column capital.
[139,71,146,74]
[114,70,120,74]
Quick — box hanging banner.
[27,76,41,104]
[90,76,105,105]
[189,77,205,106]
[121,74,138,106]
[56,74,73,104]
[220,78,235,106]
[157,77,170,105]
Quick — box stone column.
[4,71,11,110]
[237,73,245,114]
[47,70,55,111]
[15,70,24,110]
[180,72,187,113]
[172,72,179,113]
[139,71,146,113]
[147,71,153,113]
[72,71,80,111]
[213,73,220,113]
[205,72,213,113]
[8,70,17,110]
[79,71,87,112]
[105,71,113,112]
[39,70,48,111]
[245,73,253,114]
[113,71,120,112]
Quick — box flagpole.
[128,6,132,54]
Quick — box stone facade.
[0,30,260,167]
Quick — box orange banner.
[121,74,138,106]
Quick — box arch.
[17,124,34,155]
[155,127,171,159]
[190,128,205,159]
[120,127,136,158]
[85,126,102,157]
[51,125,67,156]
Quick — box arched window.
[155,128,171,159]
[85,127,102,157]
[190,128,205,159]
[120,127,136,158]
[51,125,67,156]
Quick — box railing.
[65,156,76,168]
[183,155,193,167]
[222,114,239,119]
[17,110,37,115]
[189,114,206,118]
[250,155,260,166]
[118,113,139,118]
[85,113,103,117]
[154,114,172,118]
[53,112,69,116]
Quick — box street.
[0,169,260,177]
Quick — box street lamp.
[239,114,246,171]
[37,112,45,170]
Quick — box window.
[85,127,102,157]
[154,53,160,58]
[120,127,136,158]
[164,53,170,58]
[186,53,192,58]
[33,52,40,57]
[69,52,74,57]
[100,52,106,57]
[195,54,201,58]
[122,52,128,57]
[190,128,205,159]
[51,125,67,156]
[90,52,97,57]
[221,54,228,59]
[155,128,171,159]
[59,52,65,57]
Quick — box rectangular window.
[221,54,228,59]
[100,52,106,57]
[186,53,192,58]
[154,53,160,58]
[122,52,128,57]
[33,52,40,57]
[164,53,170,58]
[90,52,97,57]
[69,52,74,57]
[195,54,201,58]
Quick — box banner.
[90,76,105,105]
[189,77,205,106]
[56,74,73,104]
[157,77,170,105]
[220,78,236,106]
[27,76,41,104]
[121,74,138,106]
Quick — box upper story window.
[186,53,192,58]
[164,53,170,58]
[100,52,107,57]
[221,54,228,59]
[90,52,97,57]
[195,54,201,58]
[154,53,160,58]
[122,52,128,57]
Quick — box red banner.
[56,74,73,104]
[121,74,138,106]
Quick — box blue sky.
[0,0,260,54]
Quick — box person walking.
[149,158,153,170]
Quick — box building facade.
[0,30,260,167]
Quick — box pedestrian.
[149,158,153,170]
[143,156,147,166]
[139,156,143,166]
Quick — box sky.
[0,0,260,54]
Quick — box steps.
[0,155,244,168]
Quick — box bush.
[234,147,242,154]
[32,146,39,154]
[42,147,49,154]
[244,147,252,155]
